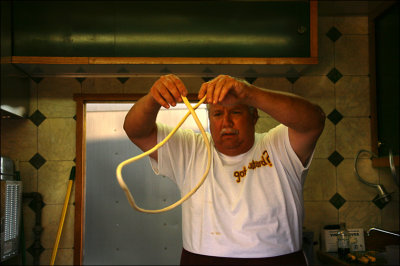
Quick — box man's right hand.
[150,74,188,109]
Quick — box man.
[124,74,325,265]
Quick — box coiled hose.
[116,96,210,213]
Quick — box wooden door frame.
[72,93,200,265]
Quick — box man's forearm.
[245,84,325,134]
[123,93,161,140]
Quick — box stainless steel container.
[1,156,22,262]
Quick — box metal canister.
[1,156,22,262]
[1,156,16,181]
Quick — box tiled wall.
[1,16,399,265]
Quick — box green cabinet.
[12,1,313,58]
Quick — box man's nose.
[222,113,233,126]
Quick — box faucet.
[367,227,400,237]
[354,150,394,206]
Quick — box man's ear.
[253,109,259,125]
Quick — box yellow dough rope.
[116,96,211,213]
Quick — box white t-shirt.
[150,123,312,258]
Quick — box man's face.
[208,103,258,156]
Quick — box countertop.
[316,250,388,265]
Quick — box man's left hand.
[198,75,253,105]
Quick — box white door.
[83,103,208,265]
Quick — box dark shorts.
[180,248,307,265]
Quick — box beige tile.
[38,161,75,204]
[293,76,335,115]
[123,76,205,95]
[334,16,368,35]
[20,161,38,192]
[181,77,205,94]
[253,77,292,93]
[304,159,336,201]
[314,120,335,159]
[319,16,335,37]
[304,202,338,245]
[41,204,75,249]
[255,117,280,133]
[22,203,36,257]
[123,77,159,94]
[339,202,381,231]
[38,118,76,161]
[252,77,293,119]
[40,247,74,265]
[301,27,334,75]
[381,200,399,232]
[336,118,371,158]
[82,78,124,94]
[336,76,370,117]
[379,168,399,202]
[338,159,379,201]
[335,36,369,75]
[25,252,34,266]
[38,78,81,118]
[257,109,269,119]
[29,79,38,116]
[0,119,37,161]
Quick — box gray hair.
[206,104,258,118]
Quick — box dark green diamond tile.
[328,151,344,167]
[117,78,129,84]
[117,67,129,84]
[286,76,300,84]
[75,78,86,83]
[327,109,343,125]
[326,27,342,42]
[160,67,171,73]
[28,197,45,212]
[31,67,44,84]
[327,68,343,84]
[245,77,257,84]
[27,242,44,257]
[202,77,214,82]
[286,68,300,84]
[372,194,391,209]
[29,153,46,169]
[29,110,46,127]
[31,77,43,84]
[202,67,214,74]
[330,193,346,209]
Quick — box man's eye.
[213,112,222,117]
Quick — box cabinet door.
[370,2,399,167]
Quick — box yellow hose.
[116,96,211,213]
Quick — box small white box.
[321,229,340,252]
[321,228,365,252]
[348,228,365,252]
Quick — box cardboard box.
[321,228,365,252]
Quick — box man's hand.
[198,75,253,105]
[151,74,188,108]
